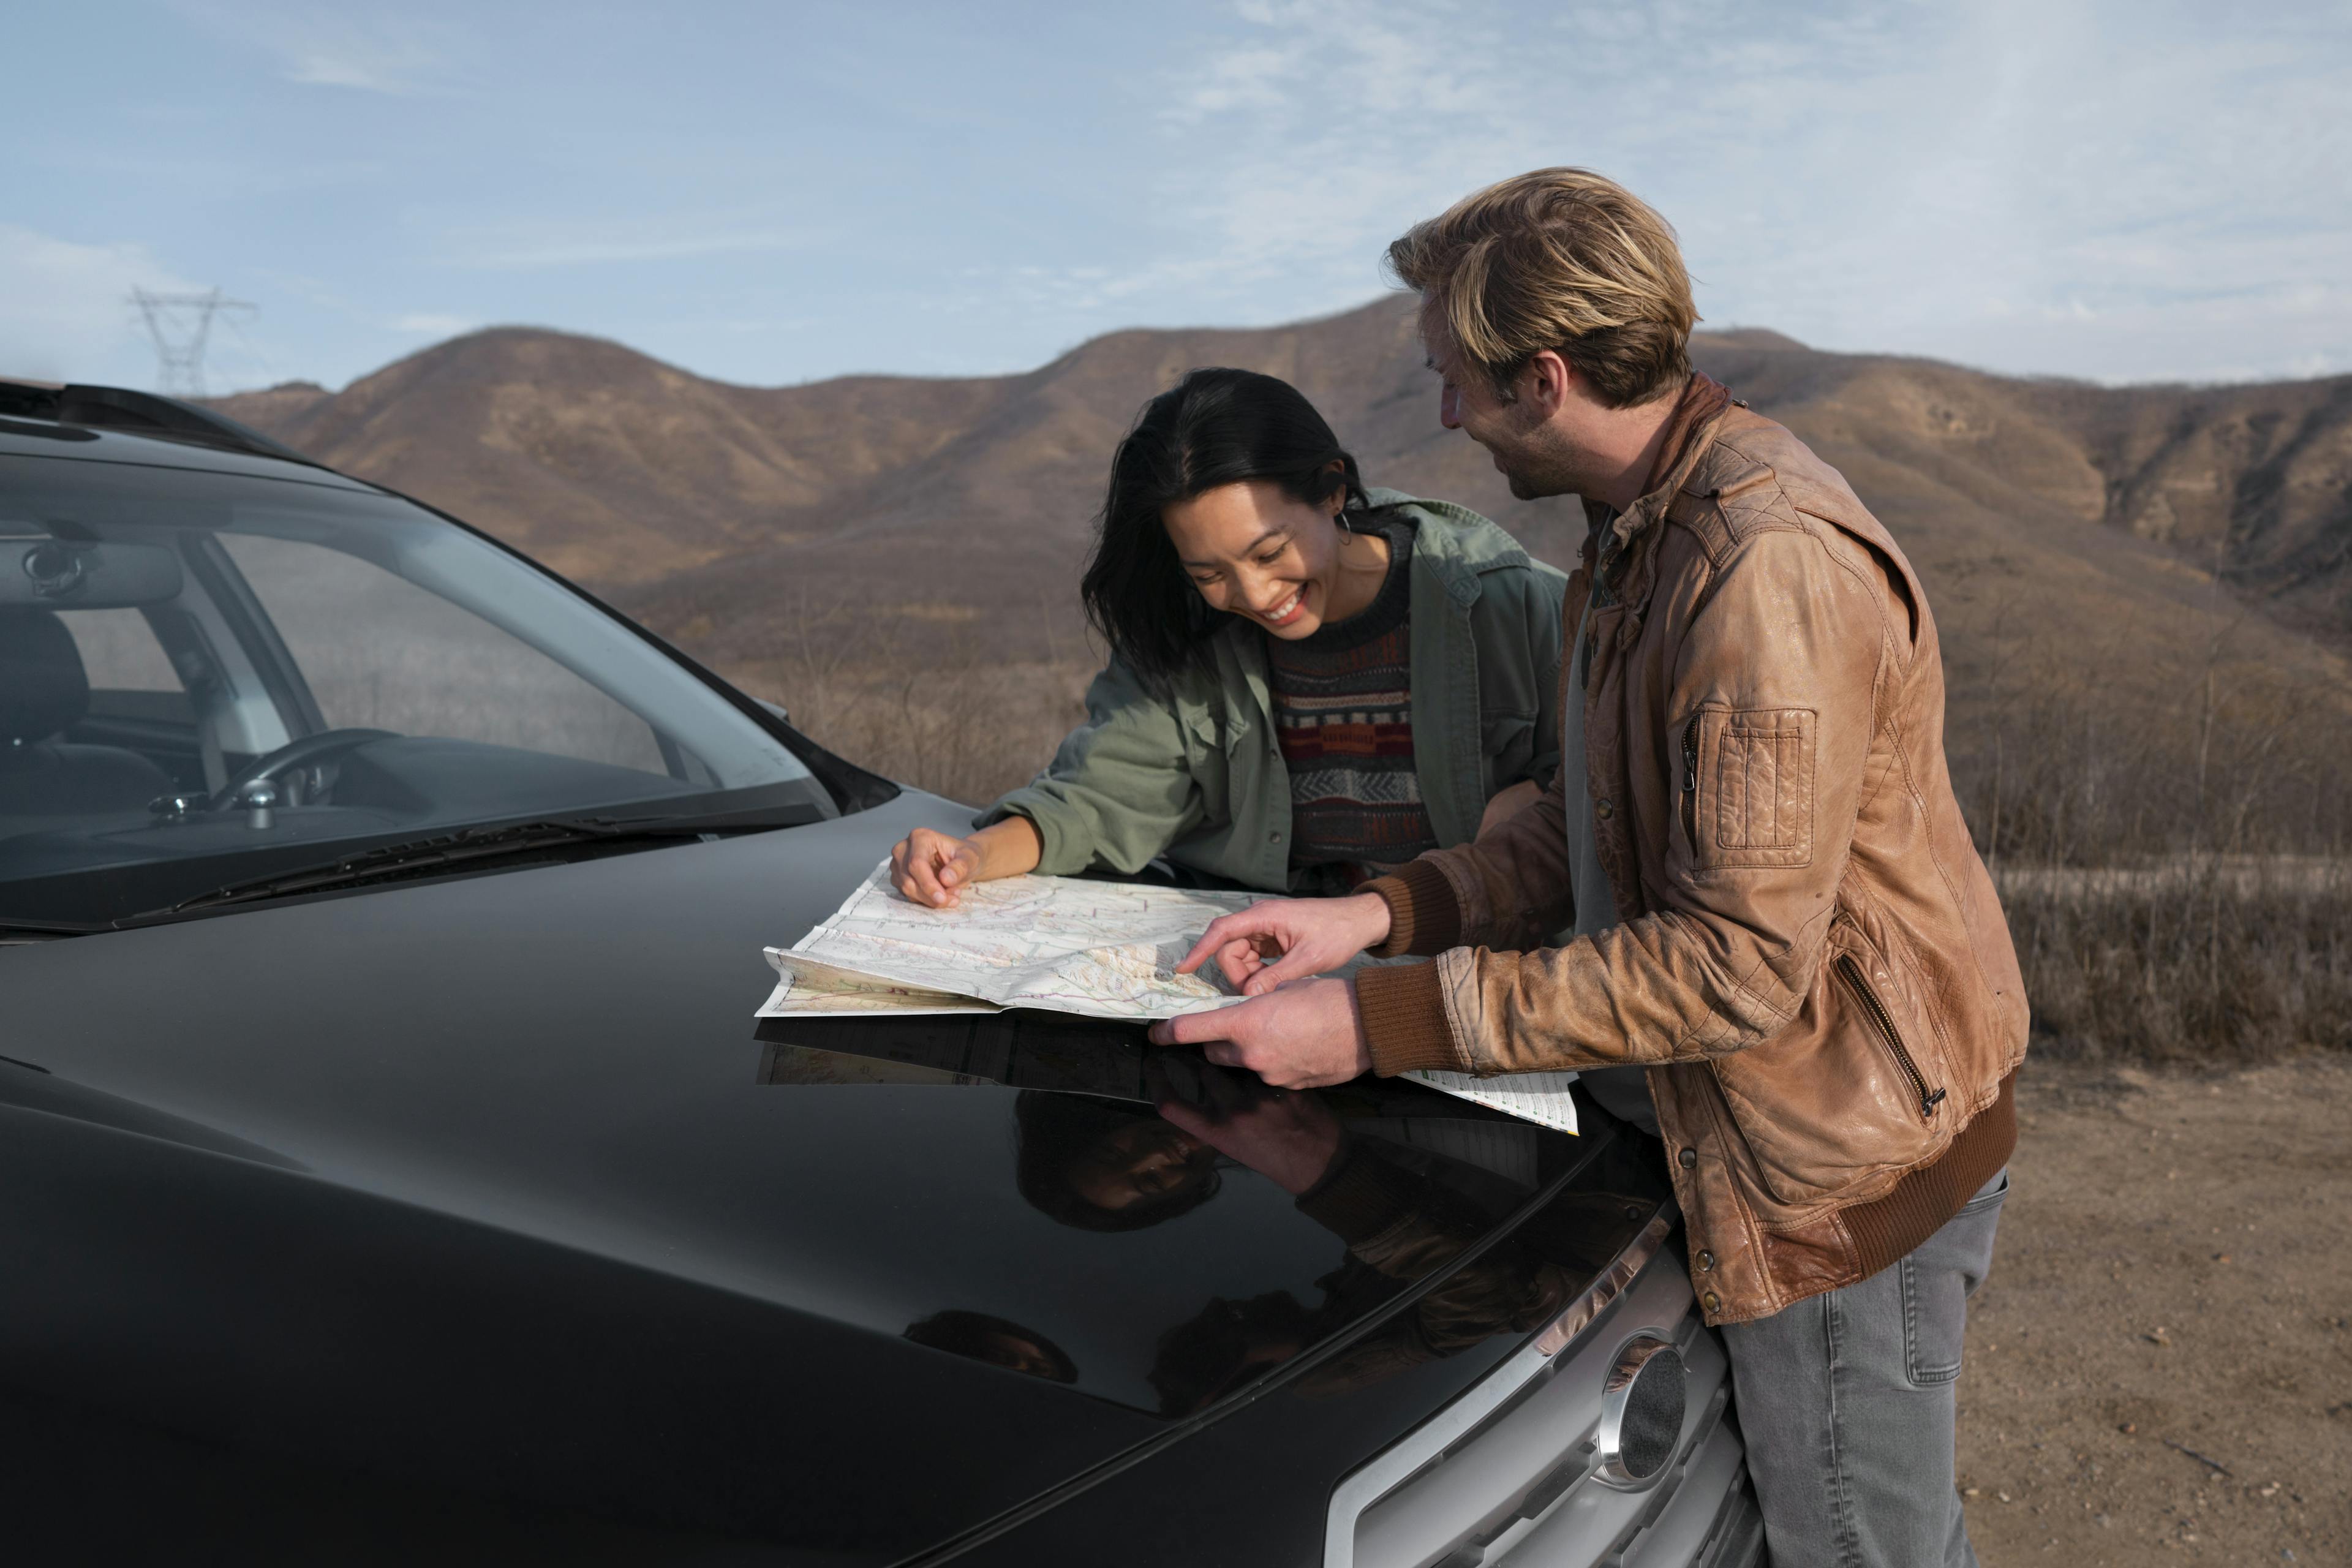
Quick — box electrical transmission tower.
[128,287,256,399]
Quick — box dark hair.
[1080,368,1366,685]
[1012,1093,1219,1233]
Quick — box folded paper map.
[757,860,1578,1134]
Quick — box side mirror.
[756,698,791,726]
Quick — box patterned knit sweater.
[1267,515,1438,891]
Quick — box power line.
[127,287,257,399]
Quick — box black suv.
[0,382,1762,1566]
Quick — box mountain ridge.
[208,298,2352,756]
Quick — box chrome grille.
[1325,1211,1762,1568]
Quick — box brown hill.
[210,299,2352,654]
[211,300,2352,850]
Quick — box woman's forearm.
[971,814,1044,880]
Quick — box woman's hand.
[890,827,982,907]
[888,817,1042,908]
[1175,891,1393,995]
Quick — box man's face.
[1422,311,1581,502]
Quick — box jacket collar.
[1364,487,1529,597]
[1583,372,1736,561]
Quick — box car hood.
[0,792,1600,1558]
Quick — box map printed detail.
[759,860,1576,1133]
[1397,1071,1581,1137]
[762,861,1259,1020]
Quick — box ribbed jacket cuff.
[1295,1144,1425,1245]
[1364,859,1461,958]
[1842,1070,2020,1280]
[1357,961,1466,1076]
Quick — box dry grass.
[704,589,1096,807]
[1947,615,2352,866]
[2000,861,2352,1066]
[673,597,2352,1071]
[1941,612,2352,1066]
[727,652,1092,808]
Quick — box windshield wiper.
[0,916,104,943]
[127,806,825,923]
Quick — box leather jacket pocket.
[1707,918,1951,1208]
[1684,706,1817,871]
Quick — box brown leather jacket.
[1354,374,2029,1325]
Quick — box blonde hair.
[1387,168,1697,409]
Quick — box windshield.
[1,452,843,925]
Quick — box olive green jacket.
[981,490,1568,893]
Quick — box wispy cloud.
[1114,0,2352,382]
[435,216,820,271]
[23,0,2346,391]
[170,2,467,96]
[0,225,203,383]
[390,311,477,336]
[282,31,441,92]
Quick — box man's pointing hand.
[1147,978,1373,1090]
[1174,891,1393,995]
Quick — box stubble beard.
[1503,464,1554,502]
[1488,432,1583,503]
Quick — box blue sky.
[6,1,2348,394]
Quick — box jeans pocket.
[1961,1169,2013,1214]
[1900,1253,1967,1387]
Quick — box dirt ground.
[1956,1054,2351,1564]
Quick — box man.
[1152,168,2027,1567]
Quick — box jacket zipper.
[1834,954,1947,1121]
[1681,717,1700,844]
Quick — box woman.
[889,367,1564,905]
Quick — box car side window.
[219,534,669,776]
[62,608,182,695]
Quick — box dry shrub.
[739,653,1091,807]
[1949,617,2352,865]
[657,575,2352,1071]
[1951,612,2352,1067]
[2000,861,2352,1066]
[689,587,1094,807]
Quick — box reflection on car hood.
[0,793,1637,1556]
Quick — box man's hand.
[1147,977,1373,1089]
[1175,892,1393,995]
[889,827,984,907]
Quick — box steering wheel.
[208,728,401,813]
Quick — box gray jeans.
[1719,1169,2008,1568]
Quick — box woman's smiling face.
[1161,478,1349,640]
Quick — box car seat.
[0,609,175,814]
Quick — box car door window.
[62,608,182,694]
[219,534,666,776]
